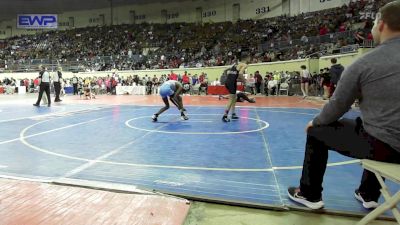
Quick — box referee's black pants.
[73,83,78,95]
[35,82,51,106]
[299,117,400,202]
[54,82,61,101]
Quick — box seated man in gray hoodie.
[288,1,400,210]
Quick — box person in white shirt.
[60,78,65,96]
[211,78,221,86]
[300,65,310,98]
[33,66,51,107]
[246,74,256,94]
[268,79,278,95]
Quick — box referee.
[53,67,62,102]
[33,66,51,107]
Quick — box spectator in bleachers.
[0,0,392,72]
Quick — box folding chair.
[200,86,207,95]
[192,84,200,95]
[357,159,400,225]
[279,82,289,95]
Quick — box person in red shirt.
[319,25,328,36]
[33,77,39,87]
[339,23,346,32]
[169,70,178,80]
[24,79,29,92]
[367,32,373,40]
[182,72,190,84]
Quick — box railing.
[259,30,360,52]
[362,39,375,48]
[0,54,149,73]
[304,44,360,59]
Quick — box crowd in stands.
[1,66,340,99]
[0,0,390,72]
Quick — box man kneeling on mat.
[152,80,188,122]
[219,91,255,103]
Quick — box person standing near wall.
[254,71,263,94]
[320,68,331,100]
[72,74,78,95]
[53,67,63,102]
[329,58,344,97]
[300,65,310,98]
[33,65,51,107]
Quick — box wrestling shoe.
[231,113,239,120]
[181,111,189,120]
[222,115,230,122]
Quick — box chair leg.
[356,171,400,225]
[356,191,400,225]
[374,172,400,222]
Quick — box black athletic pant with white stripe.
[300,117,400,202]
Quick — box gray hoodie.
[313,36,400,152]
